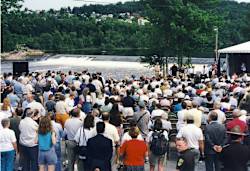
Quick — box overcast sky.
[22,0,250,11]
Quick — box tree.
[1,0,23,14]
[241,10,250,41]
[142,0,222,66]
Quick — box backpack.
[150,130,168,156]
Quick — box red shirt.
[120,139,147,166]
[227,118,248,133]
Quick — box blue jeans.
[1,150,15,171]
[55,142,62,171]
[125,165,145,171]
[19,144,39,171]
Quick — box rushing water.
[1,54,214,79]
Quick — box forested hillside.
[1,0,250,57]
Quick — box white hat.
[177,92,185,99]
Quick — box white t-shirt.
[148,119,172,131]
[103,122,120,147]
[0,128,16,152]
[19,117,38,147]
[151,109,166,118]
[229,97,238,107]
[177,109,188,130]
[177,124,203,150]
[27,101,46,116]
[74,127,96,146]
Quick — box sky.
[22,0,250,11]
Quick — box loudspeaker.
[13,62,29,76]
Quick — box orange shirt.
[120,139,147,166]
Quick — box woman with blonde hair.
[36,116,57,171]
[0,98,13,118]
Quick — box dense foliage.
[1,0,250,58]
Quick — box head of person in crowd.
[24,108,34,118]
[110,103,119,114]
[38,116,52,135]
[92,108,100,118]
[70,108,80,118]
[153,118,163,131]
[138,100,146,110]
[96,121,105,134]
[1,118,10,129]
[84,114,95,130]
[208,111,218,123]
[184,114,194,124]
[49,112,56,121]
[213,101,221,110]
[27,93,34,103]
[191,101,198,109]
[102,112,110,122]
[227,125,246,142]
[181,102,187,110]
[1,98,11,111]
[128,126,140,139]
[15,107,23,117]
[176,137,189,153]
[48,94,54,101]
[232,109,241,118]
[59,94,65,101]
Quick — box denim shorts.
[38,147,57,165]
[149,153,166,166]
[124,165,144,171]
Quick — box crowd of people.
[0,68,250,171]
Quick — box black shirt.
[87,83,96,93]
[176,148,195,171]
[220,142,250,171]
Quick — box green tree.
[142,0,222,65]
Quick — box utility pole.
[214,26,219,62]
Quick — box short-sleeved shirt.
[74,127,96,146]
[0,128,16,152]
[120,139,147,166]
[177,124,203,150]
[19,117,38,147]
[103,122,120,147]
[64,117,83,140]
[227,118,248,133]
[176,148,195,171]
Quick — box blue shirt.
[38,132,52,151]
[7,93,20,107]
[13,81,24,95]
[174,103,183,113]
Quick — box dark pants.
[205,154,221,171]
[19,144,39,171]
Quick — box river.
[1,54,215,79]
